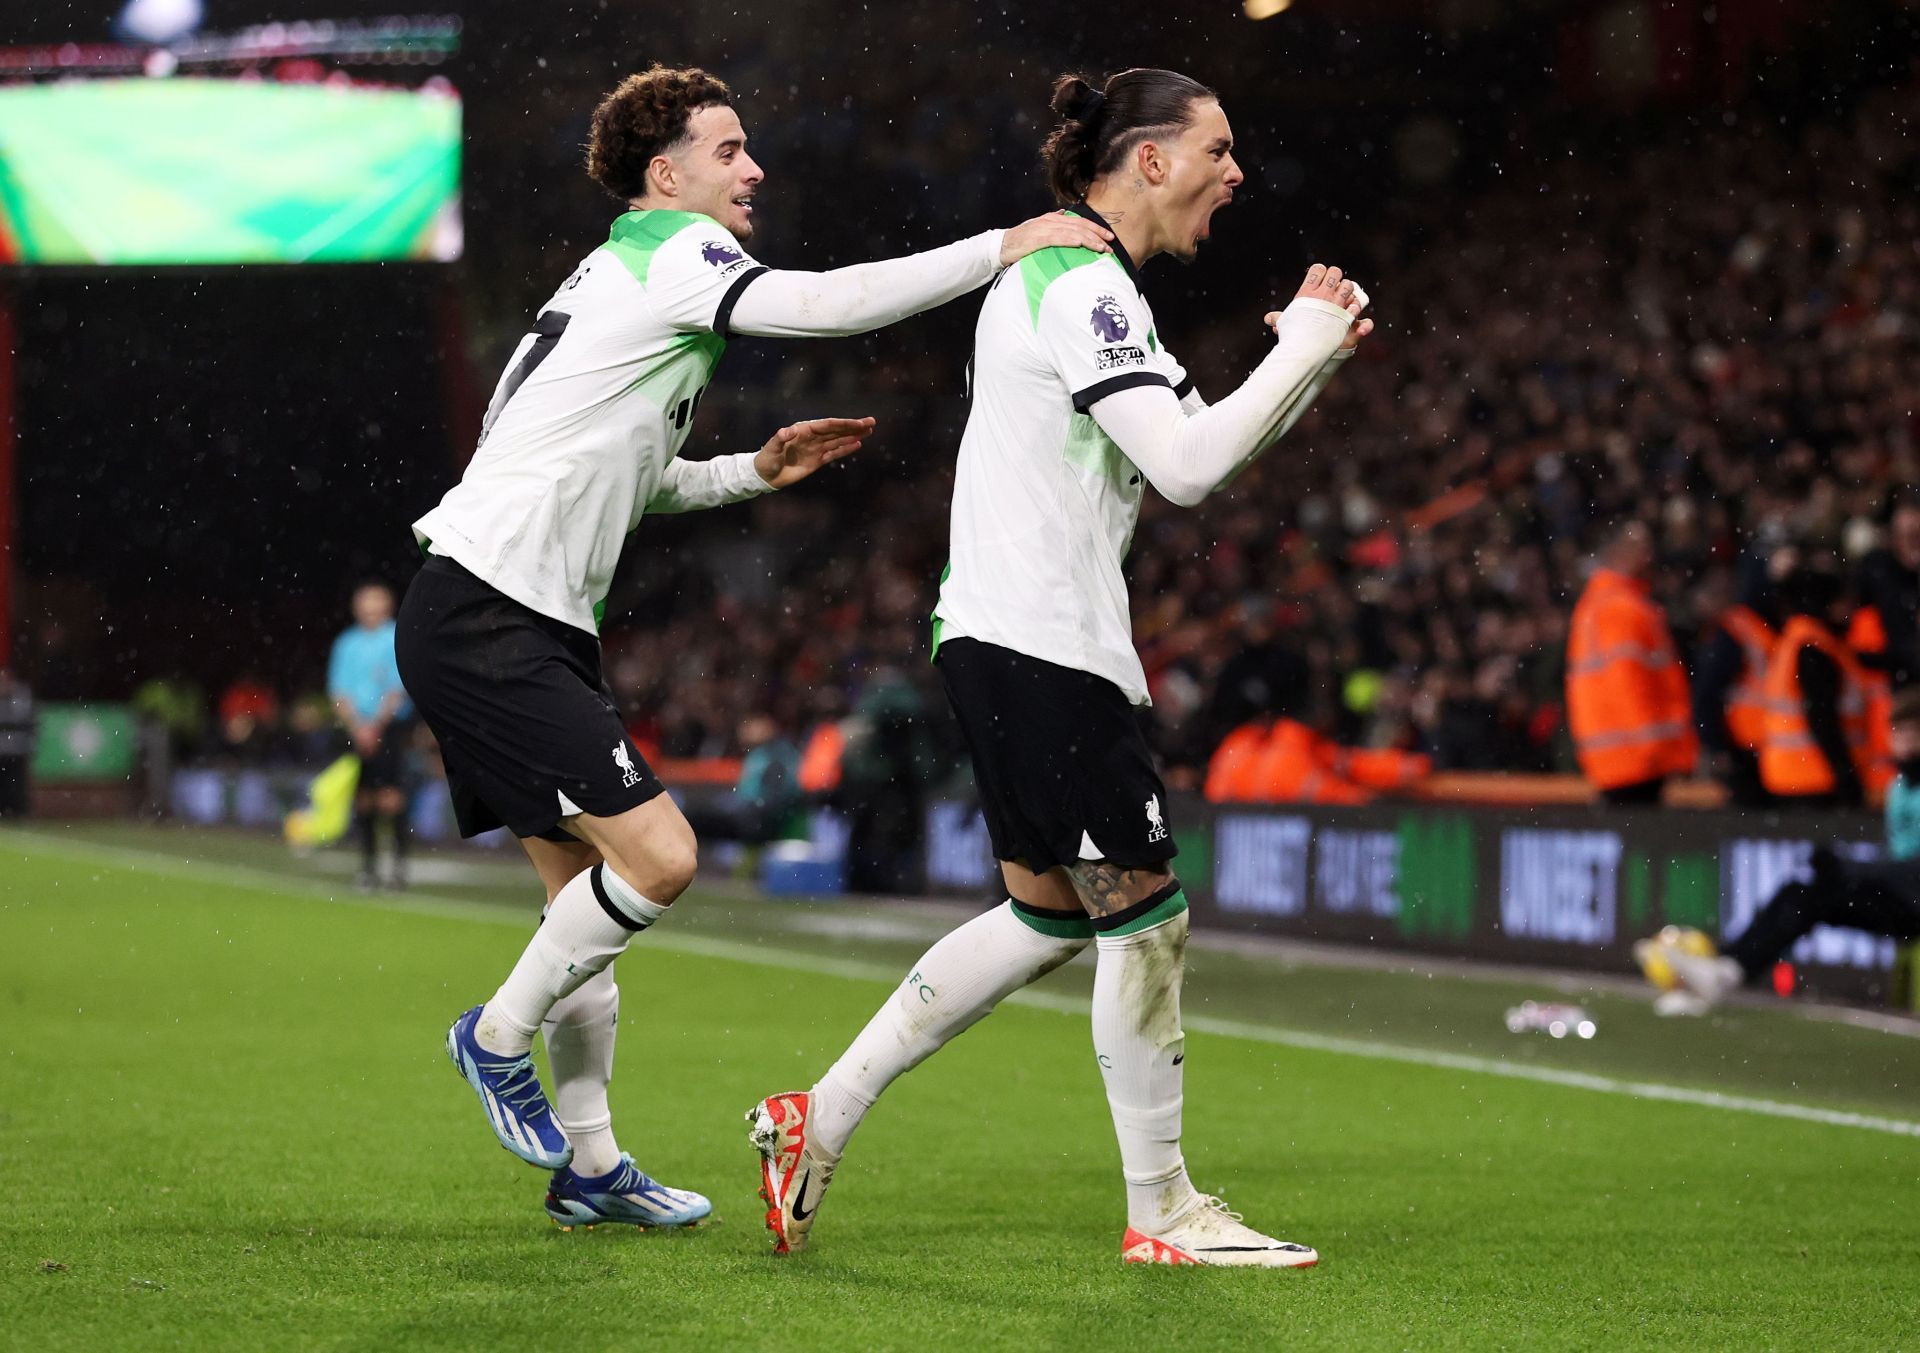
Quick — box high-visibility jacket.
[1566,569,1699,789]
[1204,718,1431,804]
[1203,722,1270,802]
[1715,604,1778,752]
[1759,616,1875,798]
[1248,721,1371,804]
[1342,744,1433,791]
[797,722,846,794]
[1846,606,1895,799]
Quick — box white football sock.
[543,968,623,1178]
[1091,887,1196,1232]
[476,863,665,1057]
[810,900,1092,1159]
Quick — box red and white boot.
[746,1091,838,1255]
[1122,1194,1319,1268]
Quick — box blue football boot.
[445,1005,573,1169]
[545,1154,713,1231]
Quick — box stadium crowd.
[80,54,1920,807]
[588,72,1920,792]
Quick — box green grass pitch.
[4,825,1917,1350]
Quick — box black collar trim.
[1069,201,1141,289]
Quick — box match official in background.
[1566,522,1697,805]
[329,582,414,890]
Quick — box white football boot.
[1122,1194,1319,1268]
[1667,949,1744,1006]
[746,1091,838,1255]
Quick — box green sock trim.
[1008,899,1095,940]
[1098,888,1188,938]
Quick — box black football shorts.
[395,556,663,841]
[936,636,1177,873]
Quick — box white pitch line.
[7,829,1920,1141]
[639,932,1920,1140]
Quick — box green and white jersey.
[933,236,1189,706]
[414,209,772,634]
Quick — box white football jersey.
[414,210,772,633]
[933,232,1190,705]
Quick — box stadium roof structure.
[0,15,460,81]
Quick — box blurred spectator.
[131,677,207,765]
[840,664,939,894]
[1204,715,1429,804]
[680,714,805,845]
[1690,563,1780,806]
[1857,487,1920,690]
[215,671,280,765]
[284,693,345,768]
[328,582,414,890]
[1760,560,1874,810]
[1566,523,1698,805]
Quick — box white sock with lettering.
[476,864,665,1057]
[543,968,623,1178]
[809,900,1092,1159]
[1091,890,1195,1233]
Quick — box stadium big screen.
[0,19,462,266]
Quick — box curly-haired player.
[398,64,1110,1233]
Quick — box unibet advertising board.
[920,796,1899,1004]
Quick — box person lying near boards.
[1635,686,1920,1009]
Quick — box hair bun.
[1067,85,1106,124]
[1050,75,1105,124]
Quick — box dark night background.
[7,1,1917,761]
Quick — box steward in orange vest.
[1565,525,1697,804]
[1845,606,1896,800]
[1715,605,1777,754]
[1690,568,1779,806]
[797,721,846,795]
[1760,566,1873,808]
[1760,616,1873,805]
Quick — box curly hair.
[585,65,733,202]
[1041,68,1216,206]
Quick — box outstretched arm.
[646,417,874,513]
[1089,265,1371,507]
[723,214,1113,339]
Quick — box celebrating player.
[395,64,1113,1232]
[749,67,1372,1266]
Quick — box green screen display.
[0,77,461,265]
[31,703,139,782]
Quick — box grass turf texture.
[4,826,1917,1350]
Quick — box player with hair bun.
[400,63,1114,1234]
[751,66,1372,1268]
